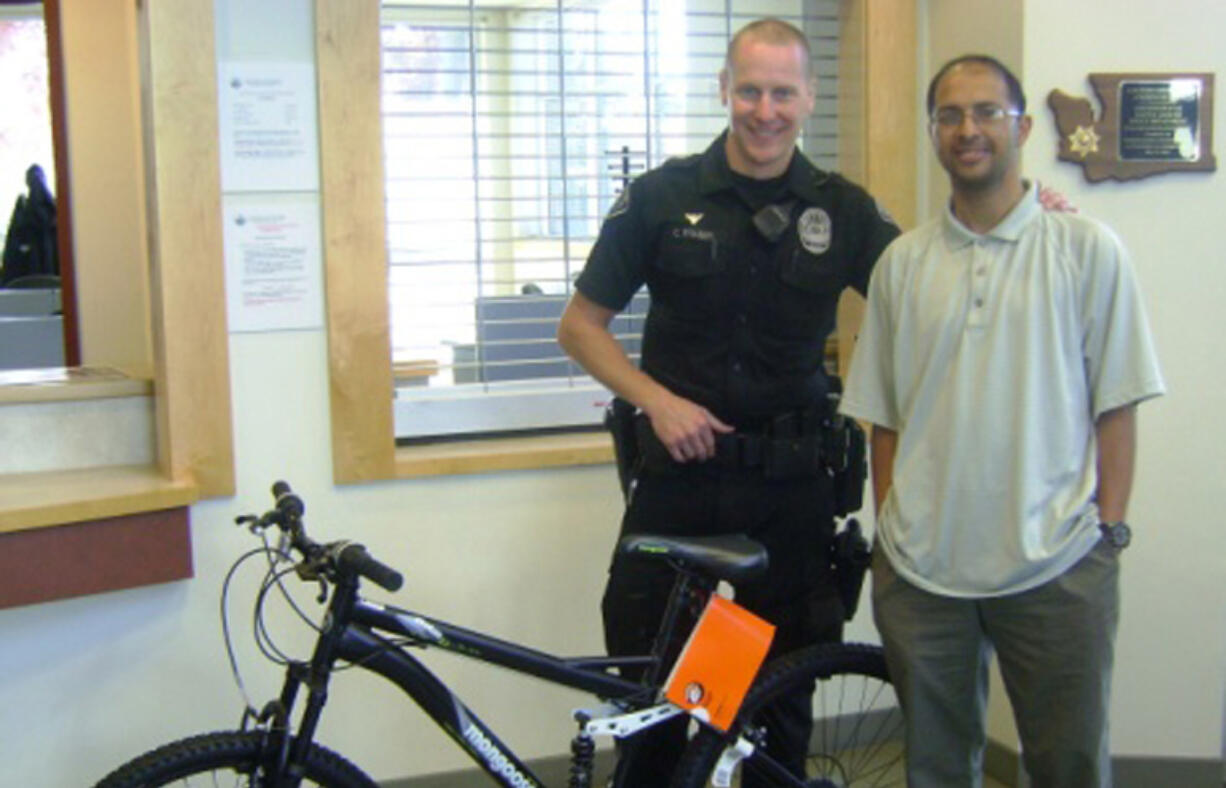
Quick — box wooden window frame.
[316,0,916,484]
[0,0,232,607]
[0,0,233,533]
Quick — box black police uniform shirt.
[576,131,900,425]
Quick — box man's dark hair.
[926,54,1026,115]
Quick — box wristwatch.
[1099,521,1132,550]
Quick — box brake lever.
[235,511,283,535]
[275,528,292,558]
[292,550,331,604]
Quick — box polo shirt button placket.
[968,244,987,329]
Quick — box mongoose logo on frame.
[461,722,539,788]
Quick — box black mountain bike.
[93,482,901,788]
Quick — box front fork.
[239,662,307,786]
[247,581,359,787]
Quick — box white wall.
[922,0,1226,764]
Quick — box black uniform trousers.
[603,461,844,787]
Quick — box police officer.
[558,18,898,786]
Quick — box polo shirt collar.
[942,180,1040,248]
[697,130,826,202]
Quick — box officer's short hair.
[927,54,1027,115]
[724,18,813,78]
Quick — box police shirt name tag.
[672,226,716,243]
[798,207,832,254]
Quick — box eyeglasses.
[930,103,1022,128]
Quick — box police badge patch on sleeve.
[798,207,832,254]
[605,187,631,219]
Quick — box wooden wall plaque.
[1048,73,1215,182]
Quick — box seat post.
[642,565,712,691]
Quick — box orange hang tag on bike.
[664,595,775,731]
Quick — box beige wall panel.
[837,0,918,376]
[837,0,867,184]
[864,0,919,231]
[922,0,1023,219]
[59,0,152,368]
[316,0,395,483]
[139,0,234,497]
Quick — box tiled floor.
[839,739,1012,787]
[676,741,1014,787]
[870,740,1012,787]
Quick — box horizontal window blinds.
[383,0,841,439]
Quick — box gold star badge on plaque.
[1068,125,1101,158]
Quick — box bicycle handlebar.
[240,481,404,593]
[337,543,404,592]
[271,480,305,521]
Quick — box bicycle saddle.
[617,534,769,584]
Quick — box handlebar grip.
[270,480,305,521]
[338,544,404,592]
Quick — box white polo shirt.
[841,182,1165,597]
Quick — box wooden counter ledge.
[0,464,196,534]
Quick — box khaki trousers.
[872,540,1120,788]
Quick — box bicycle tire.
[93,730,378,788]
[671,642,903,788]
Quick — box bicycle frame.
[264,571,689,788]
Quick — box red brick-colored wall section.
[0,509,192,609]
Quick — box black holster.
[823,413,867,517]
[830,517,871,621]
[604,397,640,499]
[821,377,867,517]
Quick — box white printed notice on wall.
[218,62,320,192]
[223,196,323,332]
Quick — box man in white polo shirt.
[840,54,1165,787]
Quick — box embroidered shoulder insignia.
[605,187,631,220]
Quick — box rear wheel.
[671,643,903,787]
[93,730,376,788]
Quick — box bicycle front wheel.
[672,642,903,788]
[93,730,377,788]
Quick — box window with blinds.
[383,0,841,441]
